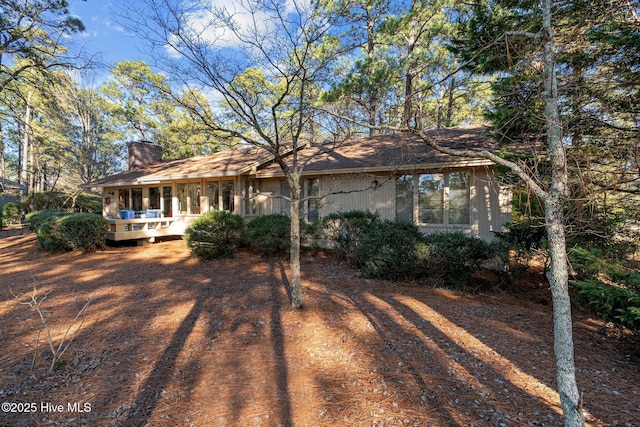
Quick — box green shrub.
[574,279,640,334]
[247,214,291,255]
[494,219,547,251]
[56,214,109,252]
[421,232,494,289]
[21,191,102,214]
[2,202,20,226]
[27,210,69,237]
[26,211,108,252]
[569,246,640,290]
[184,210,244,260]
[355,219,424,280]
[321,210,380,261]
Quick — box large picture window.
[396,171,471,225]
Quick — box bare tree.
[119,0,344,308]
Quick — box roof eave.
[255,159,494,178]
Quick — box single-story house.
[85,125,512,242]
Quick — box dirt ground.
[0,228,639,427]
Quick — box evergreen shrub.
[2,202,20,226]
[355,219,424,280]
[26,211,108,252]
[320,210,380,261]
[184,210,244,260]
[22,191,102,214]
[421,232,494,289]
[247,214,291,255]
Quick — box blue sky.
[68,0,149,66]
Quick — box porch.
[107,217,183,241]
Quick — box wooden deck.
[107,217,182,241]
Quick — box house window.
[177,183,187,214]
[244,179,258,215]
[398,171,471,225]
[222,180,234,212]
[280,181,291,215]
[448,171,470,224]
[395,175,414,222]
[307,178,320,222]
[132,188,143,211]
[206,181,219,211]
[118,189,130,210]
[418,174,444,224]
[162,186,172,216]
[149,187,160,210]
[189,183,201,214]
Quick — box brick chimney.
[128,141,163,170]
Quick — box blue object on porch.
[118,210,135,219]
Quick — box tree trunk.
[541,0,584,424]
[289,180,303,309]
[366,8,377,136]
[0,122,4,178]
[445,75,456,127]
[20,92,33,192]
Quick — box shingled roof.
[0,178,27,192]
[85,146,272,187]
[257,125,496,177]
[86,125,496,187]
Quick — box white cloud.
[164,0,295,56]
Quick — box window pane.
[162,186,172,216]
[245,179,257,215]
[118,189,130,210]
[132,188,143,211]
[395,175,414,222]
[189,183,201,214]
[280,181,291,215]
[222,181,234,212]
[149,187,160,210]
[206,181,219,211]
[449,172,470,224]
[307,178,320,222]
[177,183,187,214]
[418,174,444,224]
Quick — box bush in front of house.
[2,202,20,227]
[27,210,109,252]
[246,214,291,255]
[184,210,245,260]
[21,191,102,214]
[320,210,380,261]
[354,219,424,280]
[420,231,494,289]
